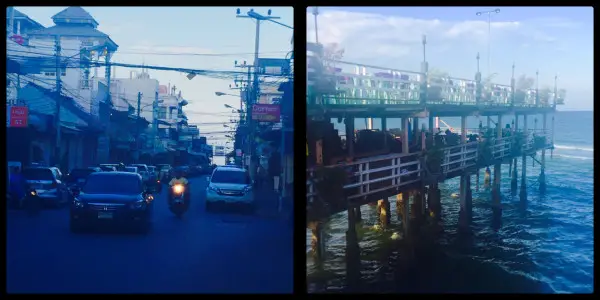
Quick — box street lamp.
[476,8,500,77]
[215,92,237,97]
[312,7,319,44]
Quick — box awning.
[188,151,207,158]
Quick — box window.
[157,107,167,119]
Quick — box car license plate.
[98,212,113,219]
[174,199,183,204]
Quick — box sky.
[307,6,593,111]
[16,6,294,146]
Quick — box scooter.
[24,189,42,215]
[155,179,163,193]
[168,184,188,218]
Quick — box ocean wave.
[555,154,593,160]
[554,144,594,152]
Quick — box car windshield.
[99,166,114,171]
[23,168,54,180]
[125,167,137,173]
[68,169,95,181]
[148,167,156,172]
[211,170,250,185]
[82,175,142,195]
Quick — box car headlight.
[173,184,184,194]
[243,185,253,194]
[73,198,84,208]
[131,199,146,209]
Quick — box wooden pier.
[306,41,565,262]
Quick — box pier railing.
[307,129,554,208]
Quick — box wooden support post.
[461,115,467,143]
[345,117,355,158]
[492,115,502,205]
[308,221,325,260]
[459,174,472,226]
[413,117,419,142]
[402,117,409,154]
[346,207,360,259]
[411,190,424,222]
[428,184,441,220]
[520,115,528,201]
[511,114,519,194]
[396,193,404,222]
[539,113,547,194]
[484,167,491,188]
[354,205,362,223]
[377,199,390,229]
[476,168,480,192]
[381,117,387,149]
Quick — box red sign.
[10,106,28,128]
[252,104,280,122]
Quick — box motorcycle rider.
[168,169,190,206]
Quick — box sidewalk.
[254,186,292,221]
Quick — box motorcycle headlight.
[73,198,84,208]
[173,184,184,194]
[131,199,146,209]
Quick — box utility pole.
[137,92,142,162]
[236,8,282,181]
[152,91,159,155]
[54,35,62,168]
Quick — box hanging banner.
[9,106,28,128]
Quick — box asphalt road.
[7,176,293,294]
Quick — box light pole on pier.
[312,7,319,44]
[476,8,500,77]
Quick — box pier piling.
[308,221,325,260]
[511,114,519,194]
[539,113,547,194]
[520,115,528,201]
[355,205,362,223]
[377,199,391,229]
[459,174,473,226]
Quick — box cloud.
[306,9,560,64]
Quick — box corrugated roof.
[52,6,98,26]
[20,84,88,128]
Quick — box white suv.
[205,166,254,213]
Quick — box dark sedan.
[70,172,154,233]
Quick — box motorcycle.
[155,179,163,193]
[168,184,188,218]
[24,189,42,215]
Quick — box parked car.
[124,166,138,174]
[147,166,158,180]
[98,165,117,172]
[156,164,173,181]
[205,166,254,213]
[70,172,155,233]
[65,167,101,192]
[22,166,70,207]
[131,164,151,183]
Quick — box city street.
[7,176,293,294]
